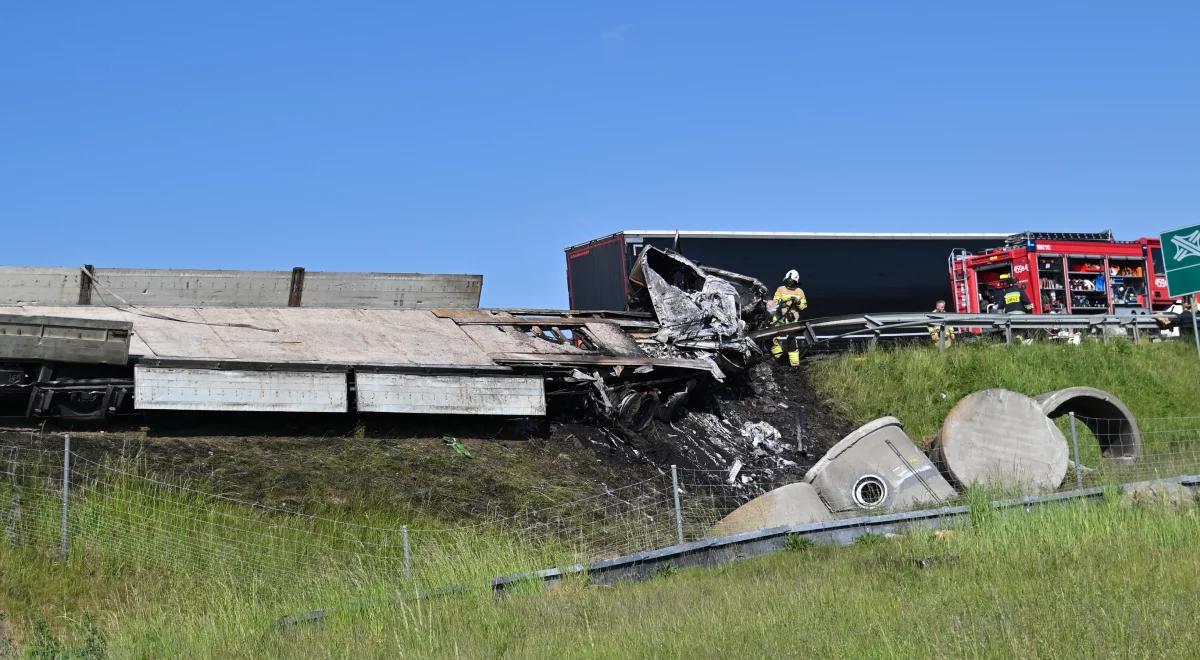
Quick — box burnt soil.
[1,359,854,521]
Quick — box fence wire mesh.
[3,415,1200,593]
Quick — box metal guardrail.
[751,312,1175,348]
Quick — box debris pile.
[554,358,853,494]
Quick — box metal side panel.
[300,272,483,309]
[92,269,293,307]
[0,314,132,365]
[134,366,348,412]
[355,373,546,416]
[0,267,82,305]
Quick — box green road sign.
[1160,223,1200,298]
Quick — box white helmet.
[783,269,800,284]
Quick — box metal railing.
[752,312,1175,349]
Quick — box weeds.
[783,534,814,553]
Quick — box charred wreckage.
[0,252,771,429]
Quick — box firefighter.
[772,269,808,324]
[769,269,807,367]
[997,273,1034,314]
[928,299,954,347]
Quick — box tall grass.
[810,340,1200,481]
[5,457,1199,656]
[811,340,1200,441]
[0,454,684,655]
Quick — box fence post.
[795,411,805,455]
[402,525,412,579]
[1069,413,1083,489]
[671,464,684,545]
[60,434,70,561]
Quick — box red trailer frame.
[949,232,1175,315]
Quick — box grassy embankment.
[811,339,1200,481]
[1,339,1198,656]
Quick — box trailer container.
[566,230,1009,316]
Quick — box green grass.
[7,491,1198,657]
[810,340,1200,484]
[0,456,683,656]
[810,340,1200,441]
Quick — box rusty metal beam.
[288,267,306,307]
[77,265,94,305]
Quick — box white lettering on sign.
[1156,277,1168,288]
[1172,230,1200,262]
[1013,264,1029,274]
[1037,244,1053,251]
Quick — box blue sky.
[3,3,1197,307]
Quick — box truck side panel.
[634,236,1002,316]
[566,234,628,310]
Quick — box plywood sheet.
[134,366,348,412]
[0,307,497,366]
[355,373,545,416]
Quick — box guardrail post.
[402,525,412,579]
[1004,321,1013,345]
[60,434,70,561]
[938,323,946,352]
[1193,295,1200,357]
[671,465,684,545]
[1068,413,1083,489]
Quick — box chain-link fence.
[3,416,1200,593]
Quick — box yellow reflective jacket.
[774,285,808,309]
[773,286,808,325]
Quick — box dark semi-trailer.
[565,230,1008,316]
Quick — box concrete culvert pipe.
[803,416,956,513]
[1034,387,1141,462]
[709,482,832,536]
[932,389,1069,492]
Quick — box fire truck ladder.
[948,248,972,313]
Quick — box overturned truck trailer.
[0,264,750,423]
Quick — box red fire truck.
[949,231,1176,315]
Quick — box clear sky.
[3,3,1197,307]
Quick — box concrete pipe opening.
[1034,387,1142,462]
[852,475,888,509]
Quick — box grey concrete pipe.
[1034,387,1142,462]
[804,417,956,514]
[932,389,1069,492]
[709,482,832,536]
